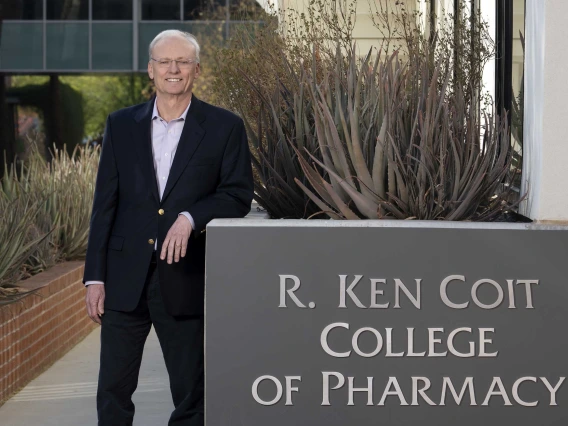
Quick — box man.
[83,30,253,425]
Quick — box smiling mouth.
[166,78,182,82]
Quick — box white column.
[521,0,568,222]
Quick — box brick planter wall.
[0,261,96,405]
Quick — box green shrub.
[0,140,99,302]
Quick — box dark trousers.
[97,254,204,426]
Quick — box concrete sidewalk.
[0,326,173,426]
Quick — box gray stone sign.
[205,220,568,426]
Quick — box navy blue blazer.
[83,95,254,316]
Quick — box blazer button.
[158,209,164,215]
[148,239,155,244]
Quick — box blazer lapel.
[133,97,160,205]
[161,95,206,203]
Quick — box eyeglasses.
[150,58,198,69]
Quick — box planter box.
[205,219,568,425]
[0,261,96,405]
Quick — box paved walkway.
[0,327,173,426]
[0,205,268,425]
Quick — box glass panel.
[510,0,525,189]
[92,23,133,69]
[141,0,180,20]
[138,22,223,70]
[46,23,89,70]
[93,0,133,20]
[184,0,225,21]
[0,0,43,20]
[0,23,43,70]
[47,0,88,20]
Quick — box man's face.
[148,36,201,98]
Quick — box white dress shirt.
[85,98,195,286]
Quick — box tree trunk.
[0,73,16,177]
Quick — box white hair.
[148,30,200,63]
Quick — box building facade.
[0,0,260,73]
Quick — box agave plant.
[41,142,99,260]
[0,192,54,289]
[8,141,99,262]
[239,58,326,219]
[0,139,99,301]
[0,193,47,306]
[293,44,519,221]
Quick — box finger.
[97,292,105,316]
[161,233,171,260]
[180,237,188,258]
[90,300,101,324]
[174,238,182,262]
[167,237,176,264]
[87,300,99,324]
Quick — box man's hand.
[161,215,193,264]
[86,284,105,324]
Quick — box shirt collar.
[152,97,192,121]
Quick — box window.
[92,24,133,69]
[141,0,180,20]
[0,23,43,69]
[0,0,43,20]
[47,0,89,20]
[417,0,525,198]
[184,0,226,21]
[46,23,89,69]
[93,0,133,20]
